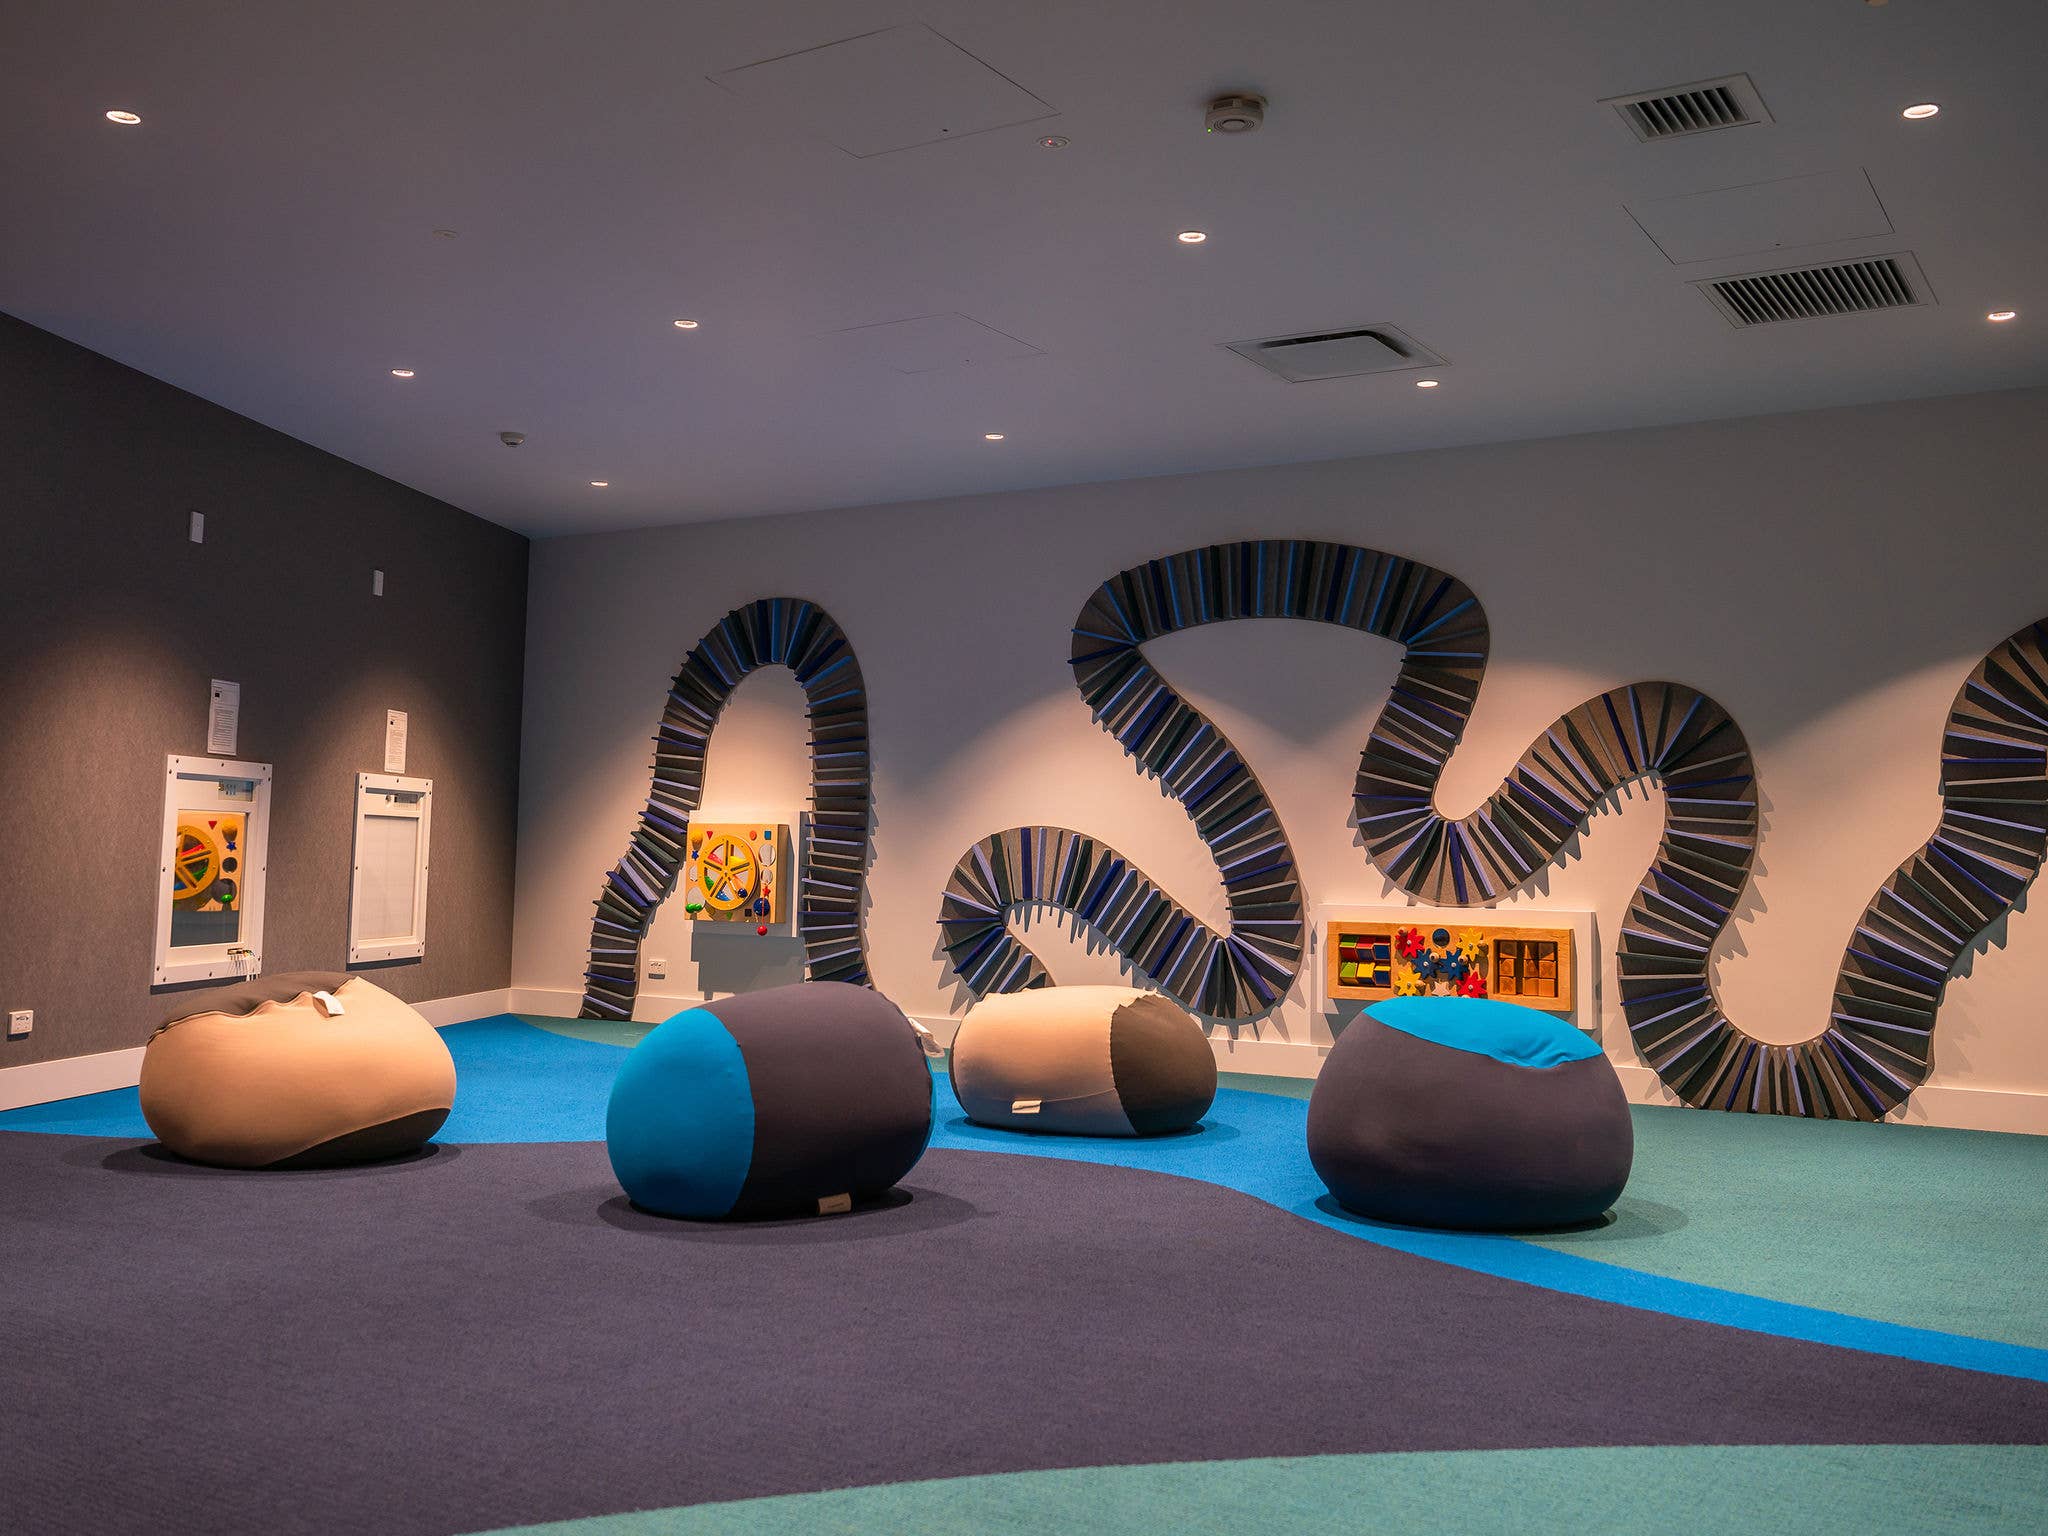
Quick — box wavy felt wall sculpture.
[938,540,2048,1120]
[580,599,871,1021]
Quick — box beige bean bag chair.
[949,985,1216,1136]
[141,972,455,1168]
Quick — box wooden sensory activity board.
[1326,918,1575,1013]
[682,822,790,927]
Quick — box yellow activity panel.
[681,823,790,926]
[171,816,243,910]
[1326,919,1574,1013]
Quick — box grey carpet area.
[4,1132,2045,1536]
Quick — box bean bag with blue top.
[606,981,934,1220]
[1307,996,1632,1230]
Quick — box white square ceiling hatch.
[708,23,1058,158]
[1223,324,1446,383]
[818,313,1046,374]
[1626,169,1894,265]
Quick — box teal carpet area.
[5,1013,2044,1377]
[1529,1106,2048,1353]
[464,1444,2048,1536]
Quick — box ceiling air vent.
[1224,324,1446,383]
[1695,252,1935,327]
[1602,74,1771,142]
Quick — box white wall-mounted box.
[152,755,272,986]
[349,773,433,964]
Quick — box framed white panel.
[153,755,273,986]
[350,773,433,964]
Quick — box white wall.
[513,387,2048,1125]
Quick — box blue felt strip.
[1367,996,1603,1068]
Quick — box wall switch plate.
[188,511,206,544]
[372,568,385,597]
[7,1010,31,1038]
[646,957,669,979]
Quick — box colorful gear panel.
[682,822,791,925]
[1326,918,1574,1014]
[170,813,245,912]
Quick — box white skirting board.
[506,986,1333,1078]
[411,987,516,1028]
[1611,1063,2048,1136]
[0,987,516,1112]
[521,987,2048,1132]
[0,1045,149,1112]
[8,986,2042,1133]
[509,986,979,1048]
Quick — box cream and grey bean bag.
[949,985,1216,1136]
[140,972,456,1168]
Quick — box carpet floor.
[5,1134,2046,1536]
[5,1014,2046,1534]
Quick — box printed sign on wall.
[207,679,240,755]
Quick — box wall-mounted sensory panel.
[1326,917,1576,1015]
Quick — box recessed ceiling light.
[672,318,700,330]
[105,109,141,124]
[1988,310,2018,323]
[1415,378,1440,388]
[589,480,609,487]
[1039,135,1069,149]
[432,228,459,239]
[1177,231,1207,244]
[389,368,416,378]
[1901,103,1940,120]
[983,433,1006,441]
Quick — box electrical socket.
[7,1009,31,1039]
[646,957,669,980]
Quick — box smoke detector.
[1205,94,1265,134]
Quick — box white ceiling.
[4,0,2044,537]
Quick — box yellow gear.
[171,821,226,909]
[694,833,760,913]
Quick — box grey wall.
[0,313,528,1066]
